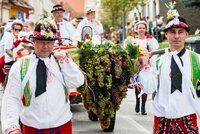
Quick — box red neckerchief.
[55,20,63,46]
[146,34,152,39]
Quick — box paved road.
[71,88,153,134]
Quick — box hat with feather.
[164,1,190,32]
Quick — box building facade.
[0,0,57,24]
[0,0,34,23]
[28,0,56,21]
[142,0,160,21]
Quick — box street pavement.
[71,88,153,134]
[0,87,154,134]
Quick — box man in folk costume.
[76,9,103,45]
[51,4,76,46]
[137,2,200,133]
[1,19,84,134]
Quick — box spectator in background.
[76,9,103,45]
[141,16,147,22]
[134,16,139,25]
[118,26,124,43]
[4,20,23,67]
[0,17,16,55]
[21,20,35,38]
[126,22,132,37]
[110,27,119,44]
[156,15,164,28]
[146,16,153,35]
[51,4,76,46]
[3,20,24,87]
[154,14,164,42]
[18,20,35,40]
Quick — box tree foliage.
[100,0,146,28]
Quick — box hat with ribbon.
[164,2,190,32]
[30,19,57,41]
[51,4,65,13]
[86,9,95,15]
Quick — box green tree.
[101,0,146,28]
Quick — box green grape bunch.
[77,41,139,130]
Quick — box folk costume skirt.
[153,113,198,134]
[22,120,72,134]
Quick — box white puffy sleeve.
[148,37,159,51]
[4,34,13,51]
[55,53,84,90]
[137,56,159,94]
[66,22,77,46]
[1,61,22,133]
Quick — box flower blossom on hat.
[165,17,179,29]
[32,18,57,40]
[165,1,179,20]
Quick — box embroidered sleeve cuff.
[5,125,21,134]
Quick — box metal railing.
[185,36,200,54]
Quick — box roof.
[8,0,34,10]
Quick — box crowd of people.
[108,15,165,44]
[0,2,199,134]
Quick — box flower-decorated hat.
[134,20,147,31]
[164,2,190,32]
[51,4,65,13]
[30,19,57,41]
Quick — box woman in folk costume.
[125,20,159,115]
[137,2,200,133]
[1,19,84,134]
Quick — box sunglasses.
[13,28,22,32]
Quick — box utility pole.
[154,0,158,40]
[122,0,126,41]
[122,11,126,41]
